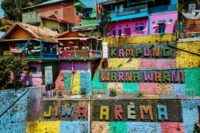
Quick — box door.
[124,28,131,36]
[158,23,166,34]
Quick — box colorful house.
[72,8,99,36]
[22,0,86,27]
[97,0,177,37]
[0,23,58,86]
[54,30,101,95]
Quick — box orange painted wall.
[6,27,33,39]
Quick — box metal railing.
[42,52,58,59]
[149,4,177,13]
[59,50,101,59]
[26,52,41,60]
[109,5,148,17]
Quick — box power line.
[167,44,200,57]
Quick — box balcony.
[149,4,177,14]
[108,5,148,21]
[59,50,101,60]
[26,52,41,61]
[42,52,58,60]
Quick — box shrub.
[109,89,117,97]
[0,55,27,89]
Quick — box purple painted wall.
[109,18,148,37]
[58,61,88,71]
[150,11,177,35]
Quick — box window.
[158,23,166,34]
[119,29,122,37]
[139,26,144,31]
[135,26,144,31]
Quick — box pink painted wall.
[22,63,43,86]
[55,70,64,90]
[30,63,43,86]
[150,11,177,35]
[109,18,148,37]
[161,122,184,133]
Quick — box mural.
[0,88,199,133]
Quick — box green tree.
[1,0,48,21]
[98,7,111,37]
[0,56,27,89]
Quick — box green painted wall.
[41,19,68,33]
[22,10,41,23]
[184,68,200,96]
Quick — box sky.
[80,0,96,8]
[0,0,4,17]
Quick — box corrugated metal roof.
[23,0,66,9]
[36,0,66,7]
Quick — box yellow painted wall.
[72,72,81,95]
[108,59,139,70]
[176,42,200,68]
[26,121,60,133]
[102,34,176,46]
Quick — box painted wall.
[58,61,89,71]
[1,88,200,133]
[22,62,43,86]
[93,41,200,96]
[41,19,67,33]
[22,9,41,24]
[91,99,200,133]
[109,18,148,37]
[0,89,30,132]
[150,11,177,35]
[103,34,176,46]
[92,68,200,97]
[55,61,91,95]
[107,11,177,37]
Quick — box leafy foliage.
[1,0,48,21]
[98,7,111,37]
[109,89,117,97]
[0,56,27,89]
